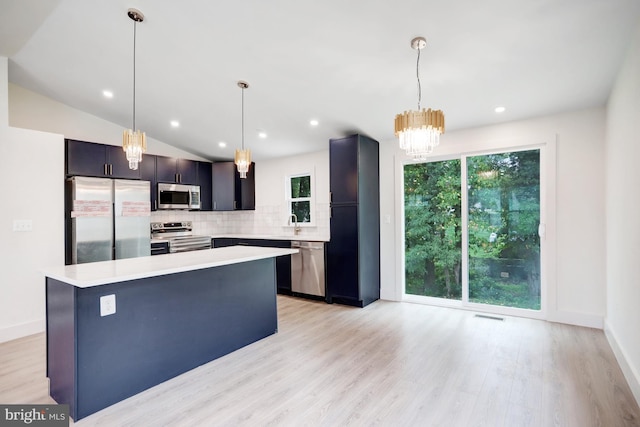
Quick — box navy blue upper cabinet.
[156,156,197,185]
[197,161,213,211]
[139,154,157,210]
[108,145,143,179]
[66,139,140,179]
[329,136,359,204]
[212,161,255,211]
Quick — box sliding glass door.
[404,148,542,313]
[467,150,541,309]
[405,159,462,299]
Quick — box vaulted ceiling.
[2,0,639,160]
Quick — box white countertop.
[210,234,330,242]
[150,234,330,244]
[44,246,298,288]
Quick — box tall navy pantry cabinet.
[326,134,380,307]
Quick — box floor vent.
[474,314,505,321]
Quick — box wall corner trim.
[605,321,640,407]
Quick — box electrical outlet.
[100,294,116,317]
[13,220,33,232]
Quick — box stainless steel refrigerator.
[66,176,151,264]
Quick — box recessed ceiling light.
[218,142,227,148]
[102,90,113,98]
[258,132,267,139]
[310,119,319,126]
[170,120,180,128]
[495,106,506,113]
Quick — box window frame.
[285,171,315,227]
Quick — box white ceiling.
[2,0,639,161]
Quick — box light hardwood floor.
[1,296,639,426]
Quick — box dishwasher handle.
[291,241,325,250]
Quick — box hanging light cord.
[132,19,137,131]
[241,86,245,150]
[416,46,422,111]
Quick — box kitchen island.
[44,246,297,421]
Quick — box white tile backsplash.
[151,203,330,240]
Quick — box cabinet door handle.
[233,200,237,210]
[109,164,113,175]
[104,164,108,175]
[214,201,217,210]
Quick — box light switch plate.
[13,220,33,232]
[100,294,116,316]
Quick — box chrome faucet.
[288,214,301,235]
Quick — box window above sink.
[286,171,315,227]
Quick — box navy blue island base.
[46,257,277,421]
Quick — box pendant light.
[394,37,445,161]
[122,8,147,170]
[235,81,251,179]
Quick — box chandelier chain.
[416,45,422,111]
[241,86,245,150]
[132,19,137,131]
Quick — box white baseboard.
[0,319,45,344]
[604,321,640,407]
[547,310,603,329]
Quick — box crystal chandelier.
[394,37,445,161]
[235,81,252,179]
[122,8,147,170]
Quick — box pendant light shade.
[234,148,251,179]
[235,81,252,179]
[123,129,146,169]
[122,8,147,170]
[394,37,445,161]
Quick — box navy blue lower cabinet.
[46,258,277,421]
[326,205,360,302]
[213,238,293,294]
[238,239,292,295]
[212,238,238,248]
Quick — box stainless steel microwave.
[157,183,201,210]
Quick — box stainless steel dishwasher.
[291,241,326,297]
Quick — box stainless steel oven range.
[150,221,211,253]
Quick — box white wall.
[380,107,607,328]
[254,150,330,239]
[0,57,64,343]
[0,58,7,127]
[8,83,207,161]
[604,20,640,404]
